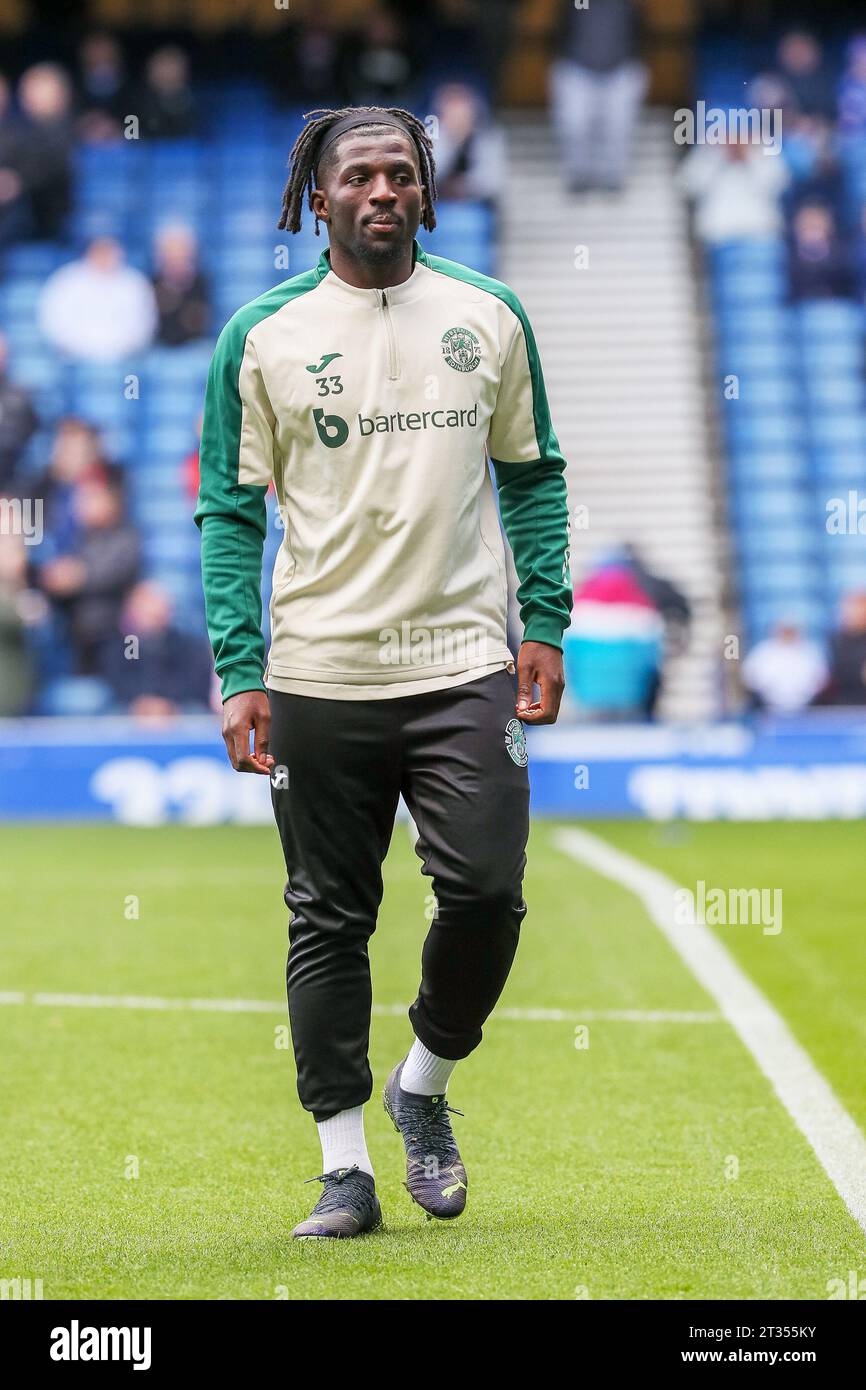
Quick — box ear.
[310,186,329,224]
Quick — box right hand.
[222,691,275,775]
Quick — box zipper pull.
[381,290,387,307]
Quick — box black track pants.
[268,669,530,1122]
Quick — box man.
[549,0,647,194]
[0,332,38,494]
[151,223,212,347]
[97,580,214,716]
[742,621,828,713]
[38,237,157,363]
[195,105,572,1239]
[38,475,139,675]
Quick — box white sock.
[316,1105,373,1178]
[400,1039,457,1097]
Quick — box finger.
[518,674,562,724]
[225,722,260,773]
[252,712,274,770]
[222,727,241,771]
[238,755,271,775]
[515,671,536,713]
[233,738,271,774]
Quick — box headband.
[312,112,414,179]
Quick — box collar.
[313,239,431,306]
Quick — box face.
[20,64,71,121]
[126,583,172,633]
[148,48,188,94]
[796,207,832,242]
[779,33,819,75]
[311,131,426,267]
[842,594,866,633]
[156,225,196,273]
[75,483,121,529]
[88,237,123,272]
[52,423,100,479]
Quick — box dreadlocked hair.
[277,106,438,236]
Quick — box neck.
[327,241,415,290]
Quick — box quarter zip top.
[379,289,400,381]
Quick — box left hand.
[515,640,565,725]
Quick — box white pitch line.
[554,825,866,1239]
[0,991,719,1026]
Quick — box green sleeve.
[489,301,573,650]
[194,319,272,701]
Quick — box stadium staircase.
[499,110,727,722]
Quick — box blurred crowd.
[0,42,198,246]
[4,8,863,724]
[0,35,226,716]
[680,29,866,303]
[0,406,215,717]
[560,546,866,721]
[0,9,506,719]
[676,27,866,719]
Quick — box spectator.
[0,520,43,715]
[838,35,866,136]
[98,580,213,716]
[38,237,157,362]
[741,622,828,712]
[0,332,38,494]
[788,202,857,302]
[780,118,845,225]
[679,136,790,245]
[549,0,647,194]
[772,30,835,121]
[622,544,691,716]
[343,8,418,109]
[825,592,866,704]
[563,552,664,720]
[151,224,211,347]
[431,83,505,206]
[263,17,344,108]
[37,476,139,674]
[0,73,30,245]
[137,46,195,139]
[77,31,133,143]
[17,62,75,240]
[474,0,522,105]
[32,417,122,553]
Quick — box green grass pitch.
[2,819,865,1300]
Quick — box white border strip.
[0,991,719,1025]
[554,826,866,1237]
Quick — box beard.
[349,222,413,265]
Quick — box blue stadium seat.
[808,413,866,451]
[729,449,809,483]
[726,412,804,450]
[794,299,865,341]
[802,375,866,411]
[812,449,866,483]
